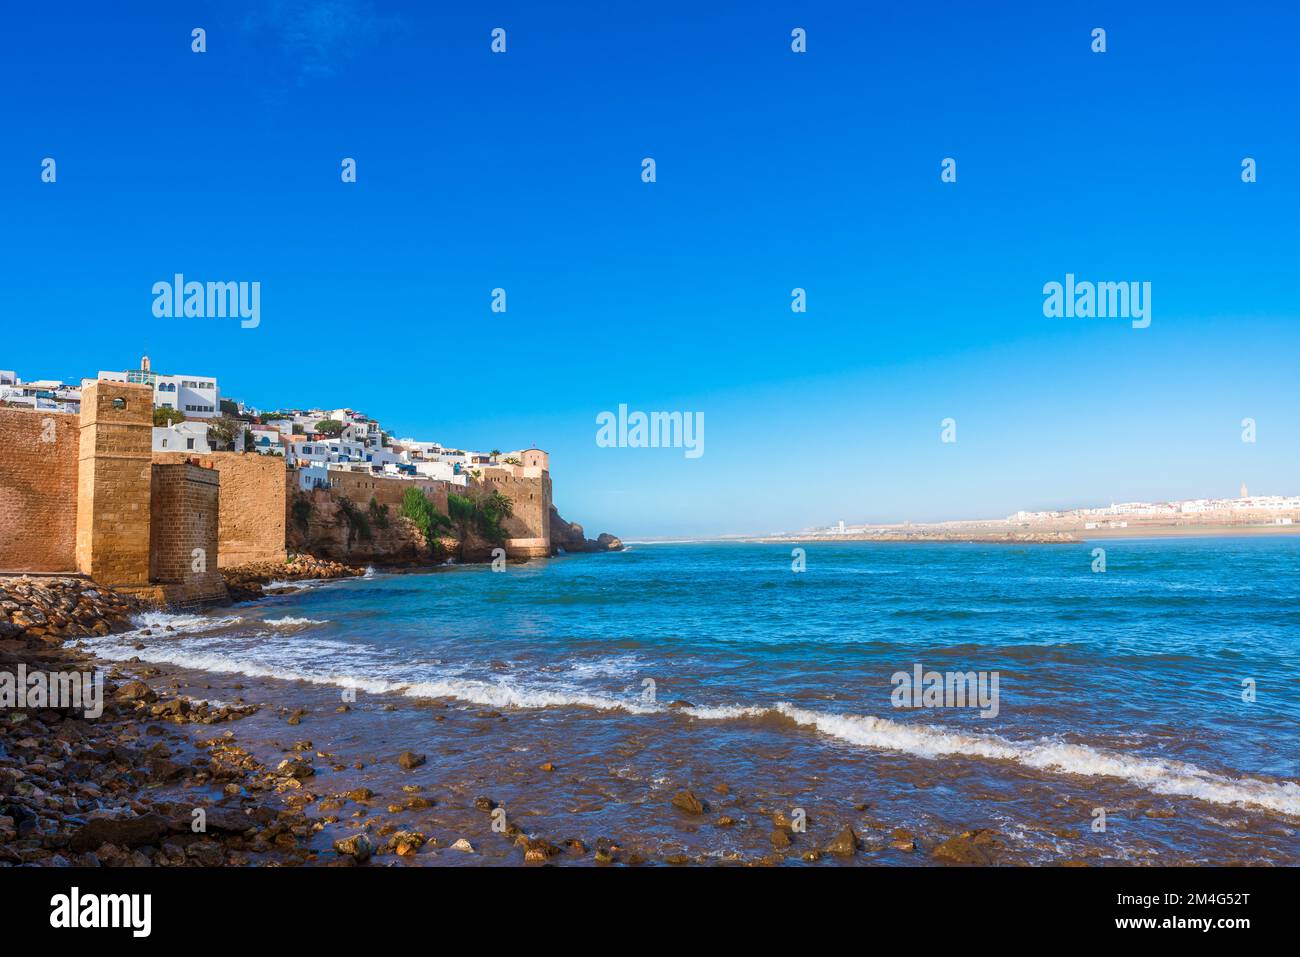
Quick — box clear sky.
[3,1,1298,538]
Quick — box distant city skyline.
[4,2,1298,538]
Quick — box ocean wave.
[401,678,661,714]
[769,704,1300,817]
[263,578,331,592]
[120,611,245,637]
[263,616,329,627]
[78,630,1300,818]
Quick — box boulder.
[671,790,706,815]
[70,813,172,853]
[932,829,999,865]
[824,825,859,857]
[333,833,374,862]
[396,751,426,770]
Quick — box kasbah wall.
[0,382,228,604]
[0,407,79,573]
[153,452,286,566]
[2,381,557,598]
[289,466,553,562]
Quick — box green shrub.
[400,487,451,551]
[336,495,372,542]
[449,489,513,545]
[291,496,313,531]
[368,496,390,529]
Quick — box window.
[112,398,126,409]
[186,438,195,450]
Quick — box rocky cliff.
[287,489,621,565]
[286,492,429,565]
[549,506,624,554]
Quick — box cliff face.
[549,506,623,554]
[286,493,429,565]
[287,490,621,565]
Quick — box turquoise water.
[88,538,1300,864]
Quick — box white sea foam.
[263,616,329,627]
[263,578,329,592]
[400,678,661,714]
[769,703,1300,817]
[121,611,244,637]
[81,624,1300,818]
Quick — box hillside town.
[1,356,543,494]
[793,483,1300,544]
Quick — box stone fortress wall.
[0,407,79,572]
[1,392,564,602]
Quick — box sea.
[81,538,1300,865]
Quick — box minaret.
[141,355,151,373]
[1240,482,1248,499]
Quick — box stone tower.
[76,381,154,585]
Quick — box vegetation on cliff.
[291,495,313,532]
[335,496,372,545]
[400,487,452,552]
[449,489,513,545]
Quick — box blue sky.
[3,1,1298,537]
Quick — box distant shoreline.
[629,525,1300,546]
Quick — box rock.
[70,814,172,853]
[519,837,562,862]
[671,790,706,815]
[333,833,374,862]
[539,762,556,772]
[202,809,255,833]
[115,680,156,703]
[286,708,308,726]
[932,829,999,865]
[186,841,225,866]
[451,838,474,853]
[396,751,426,770]
[386,831,426,856]
[824,825,859,857]
[473,796,497,812]
[343,787,374,802]
[276,758,314,779]
[771,829,792,849]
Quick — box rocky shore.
[1,576,141,644]
[550,508,624,553]
[4,570,1040,869]
[1,577,322,867]
[220,555,367,603]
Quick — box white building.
[296,465,331,491]
[0,377,82,414]
[97,355,220,418]
[250,427,285,455]
[153,421,212,453]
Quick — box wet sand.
[98,652,1299,866]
